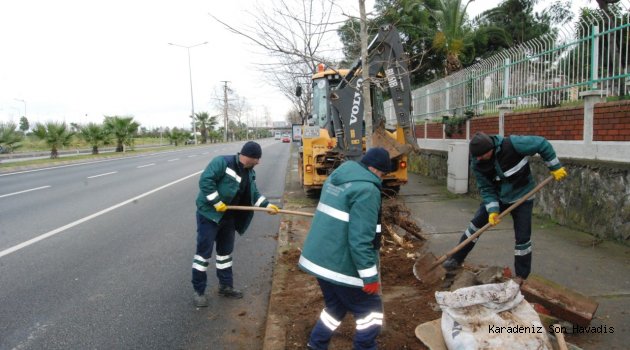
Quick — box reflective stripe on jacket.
[472,135,562,213]
[195,153,269,234]
[299,161,382,288]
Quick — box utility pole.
[221,81,230,142]
[168,41,208,145]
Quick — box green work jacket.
[195,153,269,234]
[472,135,563,214]
[298,161,382,288]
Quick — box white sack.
[435,280,551,350]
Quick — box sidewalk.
[263,144,630,349]
[400,172,630,349]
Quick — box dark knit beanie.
[469,132,494,157]
[360,147,391,173]
[241,141,262,159]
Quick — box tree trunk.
[50,146,58,159]
[446,53,462,76]
[92,146,99,155]
[116,141,124,152]
[359,0,372,151]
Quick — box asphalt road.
[0,139,290,350]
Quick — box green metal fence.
[385,1,630,123]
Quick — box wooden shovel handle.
[432,175,555,268]
[226,205,314,217]
[555,325,569,350]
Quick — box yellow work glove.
[215,202,228,212]
[551,167,568,181]
[267,204,280,215]
[489,212,501,226]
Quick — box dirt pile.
[273,198,442,349]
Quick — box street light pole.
[14,98,26,118]
[168,41,208,145]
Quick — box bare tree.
[209,83,236,141]
[230,93,251,140]
[263,106,273,127]
[358,0,372,149]
[210,0,348,121]
[285,109,302,125]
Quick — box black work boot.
[442,257,461,271]
[193,292,208,307]
[218,285,243,299]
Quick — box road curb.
[261,222,291,349]
[262,143,299,350]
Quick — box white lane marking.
[168,158,180,162]
[137,163,155,168]
[0,186,51,199]
[0,155,146,177]
[0,147,196,177]
[188,155,197,158]
[87,171,118,179]
[0,171,202,259]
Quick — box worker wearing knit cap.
[191,141,279,307]
[443,132,568,285]
[240,140,262,159]
[469,132,494,157]
[299,147,390,350]
[360,147,392,173]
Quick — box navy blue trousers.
[191,211,236,295]
[308,278,383,350]
[451,200,534,278]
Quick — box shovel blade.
[413,252,447,284]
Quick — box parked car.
[282,136,291,143]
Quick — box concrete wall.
[408,153,630,243]
[409,99,630,244]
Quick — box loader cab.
[311,68,348,130]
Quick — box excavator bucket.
[372,127,412,158]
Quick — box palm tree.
[208,129,222,143]
[0,121,24,153]
[168,128,188,146]
[32,121,75,159]
[103,116,140,152]
[430,0,475,75]
[79,123,111,154]
[195,112,220,144]
[195,112,209,144]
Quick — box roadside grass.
[13,136,165,152]
[0,145,182,172]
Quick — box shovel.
[413,175,554,284]
[226,205,314,217]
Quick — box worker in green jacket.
[443,132,568,284]
[299,147,391,350]
[192,141,279,307]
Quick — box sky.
[0,0,594,130]
[0,0,373,130]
